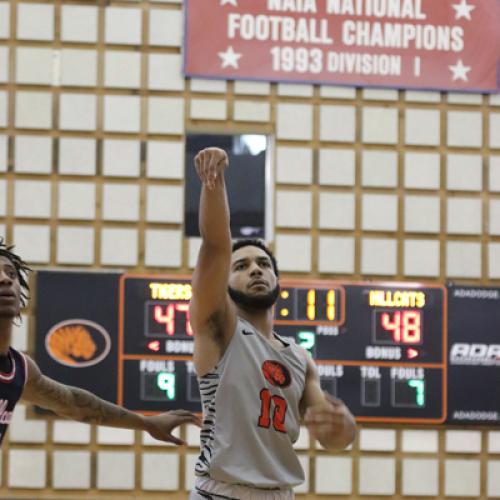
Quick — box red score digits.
[154,304,193,336]
[378,310,422,345]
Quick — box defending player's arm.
[21,356,199,444]
[189,148,237,375]
[300,354,356,450]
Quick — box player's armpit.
[190,244,232,325]
[191,305,237,376]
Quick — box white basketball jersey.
[195,318,307,489]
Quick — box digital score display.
[275,287,343,323]
[118,276,447,422]
[145,302,193,338]
[373,310,423,345]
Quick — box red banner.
[184,0,500,93]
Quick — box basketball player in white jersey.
[189,147,356,499]
[0,238,199,446]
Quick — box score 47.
[271,46,323,73]
[154,303,193,336]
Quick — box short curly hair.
[232,238,279,277]
[0,238,31,308]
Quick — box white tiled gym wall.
[1,0,500,498]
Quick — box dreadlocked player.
[0,238,199,445]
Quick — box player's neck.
[237,308,274,338]
[0,318,12,355]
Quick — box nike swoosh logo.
[242,329,254,336]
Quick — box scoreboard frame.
[36,271,500,426]
[116,274,448,423]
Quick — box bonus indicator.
[407,348,419,359]
[147,341,160,352]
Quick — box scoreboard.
[36,271,447,423]
[271,281,444,423]
[35,271,499,424]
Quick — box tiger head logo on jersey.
[262,360,291,388]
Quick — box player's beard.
[228,284,280,311]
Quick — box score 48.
[271,46,323,73]
[374,310,422,345]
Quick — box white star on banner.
[452,0,476,20]
[218,46,242,69]
[220,0,238,6]
[449,59,471,81]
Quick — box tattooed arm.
[21,356,199,444]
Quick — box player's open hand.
[144,409,201,445]
[304,393,355,448]
[194,147,228,190]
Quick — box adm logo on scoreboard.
[45,319,112,368]
[449,343,500,366]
